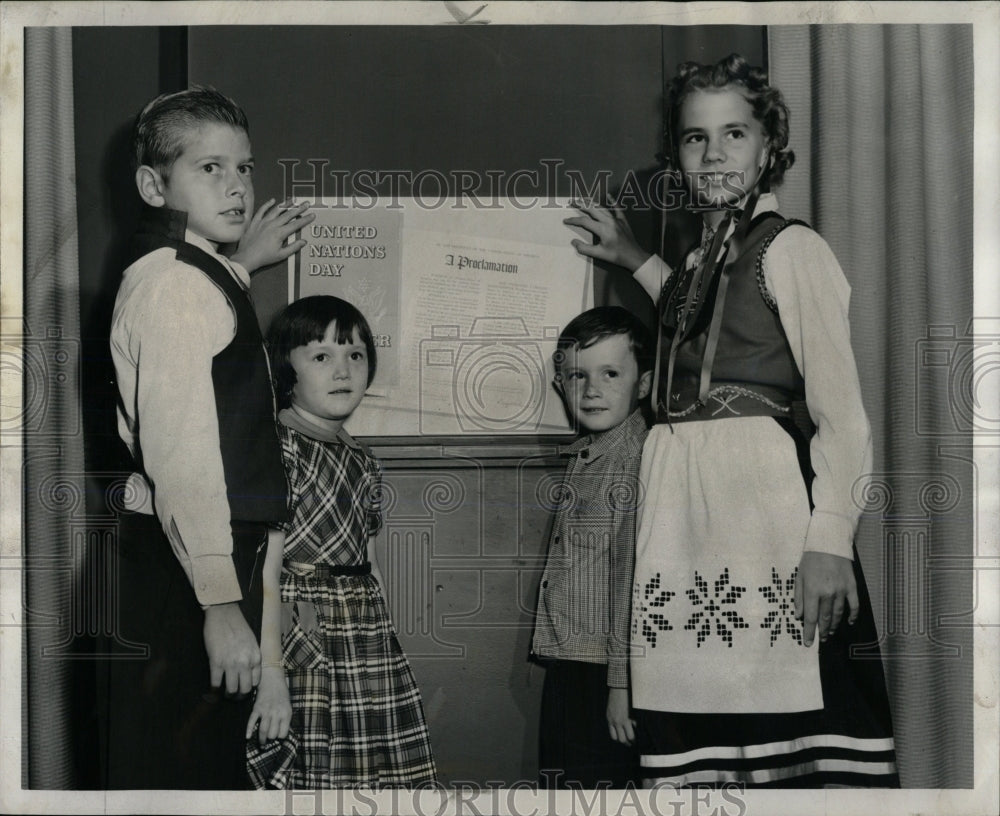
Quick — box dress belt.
[284,560,372,580]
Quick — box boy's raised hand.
[203,601,262,695]
[606,687,636,746]
[564,202,651,273]
[794,551,859,647]
[231,199,316,274]
[246,666,292,745]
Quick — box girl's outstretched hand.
[794,551,859,647]
[563,202,651,273]
[231,199,316,274]
[606,687,636,746]
[245,666,292,745]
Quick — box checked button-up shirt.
[531,409,648,688]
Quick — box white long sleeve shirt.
[110,230,252,605]
[632,194,872,560]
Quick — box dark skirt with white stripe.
[634,553,898,788]
[631,418,898,788]
[250,571,437,788]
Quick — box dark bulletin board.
[187,25,764,441]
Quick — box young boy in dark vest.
[106,86,312,789]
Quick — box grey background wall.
[73,24,764,785]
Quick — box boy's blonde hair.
[132,85,249,178]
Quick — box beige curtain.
[770,25,975,788]
[23,27,84,787]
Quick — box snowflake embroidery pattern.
[684,568,748,647]
[759,567,802,645]
[633,573,675,648]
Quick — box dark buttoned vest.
[127,205,288,523]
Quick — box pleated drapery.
[770,24,975,788]
[23,26,85,788]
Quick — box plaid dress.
[249,408,436,788]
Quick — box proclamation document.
[289,198,593,437]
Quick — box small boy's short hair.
[132,85,250,178]
[267,295,378,410]
[553,306,654,377]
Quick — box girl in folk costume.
[566,54,898,787]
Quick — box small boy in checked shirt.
[532,306,652,789]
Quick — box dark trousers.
[101,511,267,789]
[538,658,639,789]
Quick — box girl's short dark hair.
[267,296,378,410]
[553,306,653,378]
[132,85,250,178]
[665,53,795,188]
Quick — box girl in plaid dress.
[247,295,437,788]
